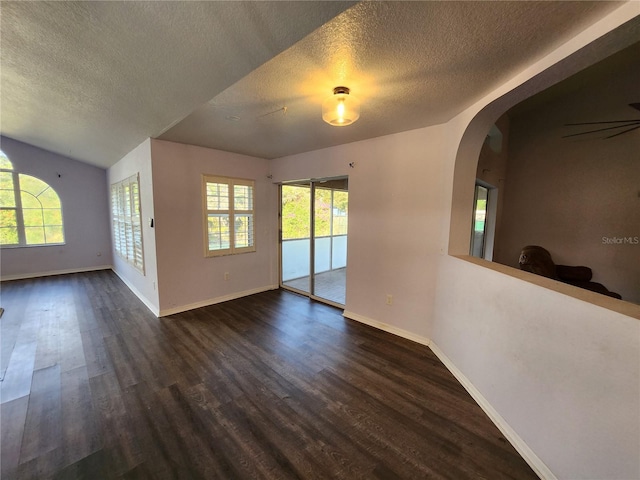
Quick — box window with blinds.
[202,175,255,257]
[111,174,144,273]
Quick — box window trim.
[202,174,256,257]
[110,173,145,274]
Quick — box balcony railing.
[282,235,347,282]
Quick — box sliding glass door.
[281,178,348,306]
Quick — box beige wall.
[432,256,639,480]
[150,139,278,315]
[0,136,112,279]
[272,125,447,340]
[107,139,160,314]
[494,49,640,303]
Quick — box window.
[111,174,144,273]
[470,184,488,258]
[470,181,498,261]
[202,175,255,257]
[0,150,65,247]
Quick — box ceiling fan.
[563,103,640,139]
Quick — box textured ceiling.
[0,1,355,168]
[0,1,632,168]
[158,1,627,159]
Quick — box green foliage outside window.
[282,185,348,240]
[0,150,64,246]
[282,185,310,240]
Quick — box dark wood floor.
[0,271,539,479]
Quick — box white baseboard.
[428,341,557,480]
[0,265,112,282]
[342,310,431,347]
[112,269,160,317]
[159,284,280,317]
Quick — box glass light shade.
[322,87,360,126]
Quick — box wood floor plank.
[19,364,62,464]
[0,341,37,404]
[245,387,375,479]
[158,383,243,478]
[52,449,108,480]
[2,284,41,401]
[81,327,115,379]
[33,310,60,371]
[60,365,102,468]
[14,446,66,480]
[0,395,29,478]
[1,282,33,380]
[175,383,275,480]
[103,335,138,389]
[59,310,87,373]
[0,272,540,479]
[88,372,141,476]
[120,380,205,478]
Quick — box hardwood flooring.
[0,271,539,479]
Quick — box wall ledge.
[0,265,112,282]
[453,255,640,320]
[159,284,280,317]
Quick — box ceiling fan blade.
[605,124,640,139]
[562,121,640,138]
[629,103,640,112]
[565,119,640,125]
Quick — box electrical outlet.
[224,272,230,281]
[386,294,393,305]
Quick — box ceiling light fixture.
[322,86,360,126]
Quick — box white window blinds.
[202,175,255,257]
[111,174,144,273]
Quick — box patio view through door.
[280,178,348,306]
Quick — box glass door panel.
[281,183,311,294]
[313,180,348,305]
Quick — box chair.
[518,245,622,299]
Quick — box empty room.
[1,2,639,479]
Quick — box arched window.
[0,150,65,246]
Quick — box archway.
[448,14,639,257]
